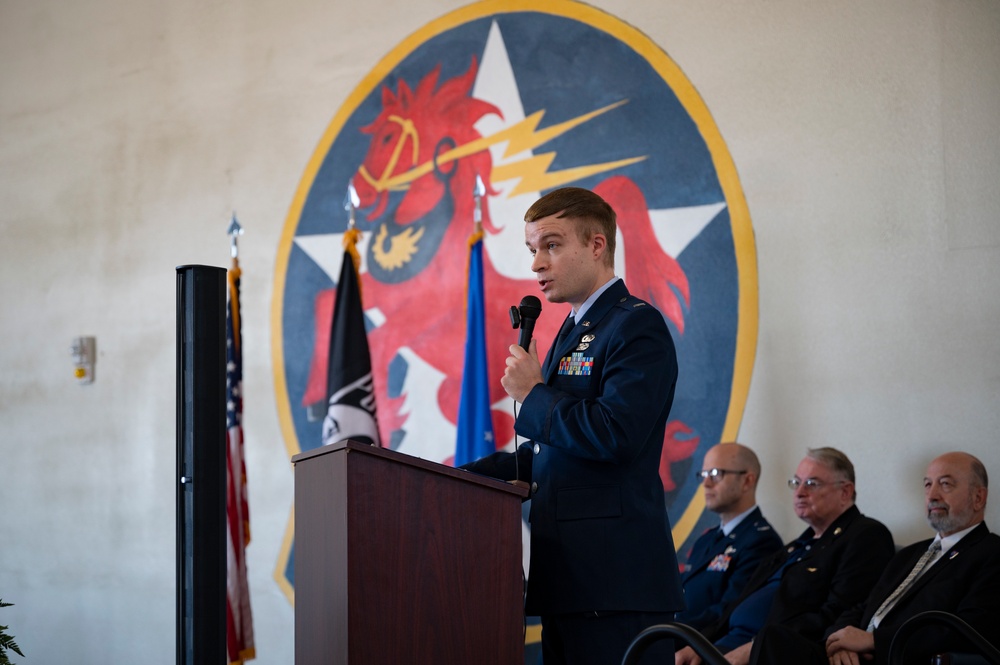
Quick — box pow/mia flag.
[323,229,380,447]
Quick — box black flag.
[322,229,380,447]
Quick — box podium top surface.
[291,439,528,498]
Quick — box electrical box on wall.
[71,336,96,384]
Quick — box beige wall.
[1,0,997,662]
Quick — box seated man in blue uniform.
[461,187,684,665]
[675,447,895,665]
[676,442,783,631]
[753,451,1000,665]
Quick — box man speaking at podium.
[462,187,684,665]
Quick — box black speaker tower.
[176,265,227,665]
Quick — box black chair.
[888,610,1000,665]
[621,623,729,665]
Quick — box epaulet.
[614,295,650,310]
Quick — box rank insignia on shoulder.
[558,353,594,376]
[633,302,646,307]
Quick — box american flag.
[226,259,255,664]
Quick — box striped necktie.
[867,540,942,631]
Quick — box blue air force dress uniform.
[462,279,684,617]
[677,507,783,630]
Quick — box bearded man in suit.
[676,447,896,665]
[754,451,1000,665]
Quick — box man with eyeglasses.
[675,447,895,665]
[752,451,1000,665]
[676,443,783,631]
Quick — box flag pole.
[473,174,485,235]
[345,179,359,230]
[342,180,363,279]
[227,211,243,269]
[321,180,381,447]
[227,212,243,347]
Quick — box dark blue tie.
[544,315,576,376]
[556,315,575,348]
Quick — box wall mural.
[271,0,757,646]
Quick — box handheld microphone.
[507,295,542,483]
[513,295,542,350]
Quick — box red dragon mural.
[301,58,699,490]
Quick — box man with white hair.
[676,447,895,665]
[754,451,1000,665]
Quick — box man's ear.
[972,486,988,513]
[591,233,607,259]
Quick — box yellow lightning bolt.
[492,153,645,198]
[489,100,646,196]
[368,99,646,196]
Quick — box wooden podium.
[292,439,528,665]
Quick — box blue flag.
[455,232,496,466]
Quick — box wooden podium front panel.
[294,444,350,664]
[294,441,525,665]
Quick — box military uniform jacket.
[707,505,895,647]
[463,280,683,615]
[830,522,1000,665]
[677,507,783,630]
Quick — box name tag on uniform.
[708,554,731,572]
[558,353,594,376]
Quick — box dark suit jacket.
[677,507,783,630]
[830,522,1000,665]
[462,280,683,615]
[708,504,895,651]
